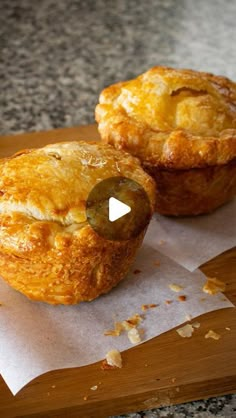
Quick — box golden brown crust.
[0,141,155,304]
[0,225,145,305]
[0,141,155,225]
[96,66,236,169]
[144,161,236,215]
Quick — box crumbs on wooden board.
[101,360,116,370]
[105,349,122,369]
[205,330,221,340]
[191,322,200,329]
[176,324,195,338]
[176,322,200,338]
[203,277,226,295]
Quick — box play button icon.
[86,176,152,241]
[109,197,131,222]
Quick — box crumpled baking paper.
[147,198,236,271]
[0,227,233,395]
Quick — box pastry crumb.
[133,269,141,275]
[90,385,98,391]
[225,327,231,331]
[192,322,200,329]
[139,327,145,336]
[104,321,123,336]
[122,320,133,331]
[203,277,226,295]
[128,328,142,344]
[178,295,186,302]
[205,330,221,340]
[176,321,200,338]
[168,283,183,292]
[104,329,119,337]
[101,360,117,370]
[171,377,176,383]
[105,349,122,368]
[104,313,143,337]
[141,303,158,311]
[83,396,88,401]
[176,324,194,338]
[122,313,143,330]
[185,314,192,321]
[165,300,173,305]
[51,385,56,389]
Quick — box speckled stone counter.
[0,0,236,416]
[1,0,236,136]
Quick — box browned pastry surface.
[96,67,236,215]
[145,162,236,216]
[0,141,155,304]
[96,66,236,169]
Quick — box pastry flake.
[205,330,221,340]
[105,349,122,368]
[203,277,226,295]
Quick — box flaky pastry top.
[96,66,236,169]
[0,141,155,255]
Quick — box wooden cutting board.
[0,125,235,418]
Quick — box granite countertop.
[0,0,236,416]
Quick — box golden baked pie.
[96,66,236,215]
[0,141,155,304]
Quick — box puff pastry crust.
[96,66,236,169]
[96,66,236,215]
[0,141,155,304]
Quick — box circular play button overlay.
[86,177,152,241]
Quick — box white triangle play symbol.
[108,197,131,222]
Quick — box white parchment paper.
[147,198,236,272]
[0,231,233,395]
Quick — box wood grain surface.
[0,125,235,418]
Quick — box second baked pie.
[96,66,236,215]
